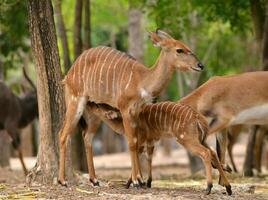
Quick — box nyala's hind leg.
[58,96,87,186]
[82,110,101,186]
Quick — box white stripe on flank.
[85,49,94,94]
[92,47,110,95]
[184,109,193,127]
[119,58,131,97]
[171,106,181,131]
[105,51,120,94]
[125,61,135,90]
[98,49,115,96]
[164,103,172,130]
[176,106,188,131]
[173,105,185,131]
[154,104,161,131]
[86,48,100,93]
[168,104,177,132]
[90,47,107,93]
[72,55,82,89]
[182,107,192,127]
[112,53,124,97]
[148,105,154,127]
[88,47,105,93]
[77,52,85,94]
[158,102,168,130]
[82,50,92,95]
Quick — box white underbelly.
[230,104,268,125]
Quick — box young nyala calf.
[83,101,232,195]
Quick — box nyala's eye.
[176,48,184,54]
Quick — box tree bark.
[261,0,268,70]
[71,0,88,172]
[73,0,83,59]
[83,0,91,49]
[0,59,3,80]
[53,0,71,73]
[250,0,265,48]
[27,0,73,184]
[244,1,268,175]
[128,0,144,63]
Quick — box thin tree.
[71,0,86,171]
[128,0,144,62]
[243,0,268,176]
[73,0,83,58]
[27,0,73,184]
[83,0,91,49]
[53,0,71,72]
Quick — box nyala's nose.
[197,62,204,70]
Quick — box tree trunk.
[83,0,91,49]
[128,1,143,63]
[73,0,83,59]
[250,0,265,48]
[53,0,71,73]
[244,1,268,175]
[0,131,11,168]
[0,59,3,80]
[243,126,259,176]
[71,0,87,172]
[262,0,268,70]
[27,0,73,184]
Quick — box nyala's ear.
[148,31,162,47]
[148,29,173,47]
[155,29,173,39]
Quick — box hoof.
[58,179,68,187]
[146,177,152,188]
[138,178,146,188]
[125,178,132,189]
[133,180,140,189]
[205,183,213,195]
[225,184,232,195]
[90,178,100,187]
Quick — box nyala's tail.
[60,76,66,85]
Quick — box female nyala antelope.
[179,71,268,184]
[58,29,204,187]
[84,101,232,195]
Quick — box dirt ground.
[0,164,268,200]
[1,139,268,200]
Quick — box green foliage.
[192,0,252,32]
[0,0,262,100]
[0,0,29,77]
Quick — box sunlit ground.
[1,138,268,199]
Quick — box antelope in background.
[179,71,268,184]
[0,68,38,175]
[82,101,232,195]
[58,29,204,187]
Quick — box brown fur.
[0,81,38,175]
[84,101,231,194]
[179,71,268,184]
[58,29,204,186]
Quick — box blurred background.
[0,0,267,176]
